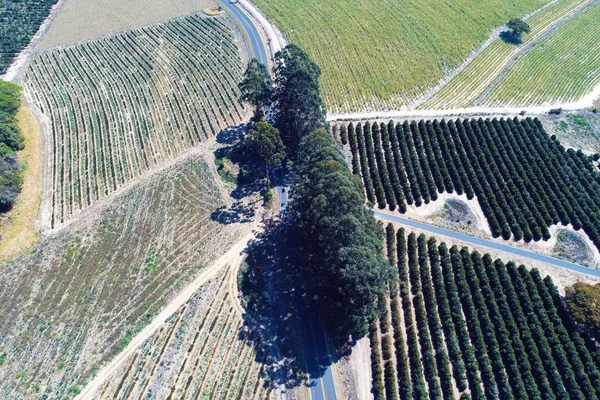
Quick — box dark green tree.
[273,45,325,154]
[501,18,531,44]
[238,58,273,121]
[245,121,285,187]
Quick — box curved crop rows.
[0,155,252,399]
[252,0,550,113]
[344,117,600,250]
[421,0,595,109]
[95,267,269,400]
[370,226,600,400]
[480,1,600,107]
[23,14,246,227]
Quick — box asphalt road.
[220,0,270,66]
[372,209,600,278]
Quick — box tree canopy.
[565,281,600,340]
[501,18,531,44]
[238,58,273,120]
[245,121,285,170]
[273,44,326,154]
[290,129,396,340]
[0,80,23,211]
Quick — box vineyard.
[23,13,246,227]
[252,0,551,113]
[480,1,600,107]
[421,0,596,109]
[370,225,600,400]
[0,154,253,399]
[0,0,57,74]
[341,117,600,250]
[91,267,270,400]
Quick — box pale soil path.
[1,0,66,82]
[74,231,256,400]
[475,0,600,105]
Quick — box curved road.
[220,0,270,67]
[373,209,600,278]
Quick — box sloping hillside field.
[343,118,600,249]
[370,226,600,400]
[0,154,252,399]
[91,267,270,400]
[253,0,551,113]
[480,1,600,106]
[24,14,246,227]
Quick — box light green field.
[421,0,594,109]
[253,0,552,113]
[480,1,600,106]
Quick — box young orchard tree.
[245,121,285,189]
[238,58,273,121]
[501,18,531,44]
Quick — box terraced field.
[0,153,254,399]
[253,0,552,113]
[23,13,246,227]
[421,0,596,109]
[480,1,600,107]
[371,226,600,400]
[91,267,270,400]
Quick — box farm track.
[81,241,269,400]
[23,13,247,228]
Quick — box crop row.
[0,0,57,73]
[23,14,246,227]
[98,267,268,400]
[421,0,594,109]
[252,0,549,113]
[369,225,600,400]
[480,1,600,106]
[342,117,600,249]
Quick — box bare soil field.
[35,0,217,50]
[0,105,42,261]
[541,112,600,154]
[0,150,257,399]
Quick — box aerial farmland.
[1,0,600,399]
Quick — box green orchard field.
[253,0,552,113]
[480,1,600,107]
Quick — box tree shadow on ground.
[499,30,523,45]
[210,124,266,225]
[236,215,353,393]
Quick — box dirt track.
[75,231,256,400]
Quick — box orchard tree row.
[0,0,58,73]
[369,224,600,400]
[340,118,600,249]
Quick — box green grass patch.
[254,0,551,112]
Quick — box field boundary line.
[474,0,600,105]
[74,232,256,400]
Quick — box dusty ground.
[336,337,371,400]
[0,146,260,399]
[0,105,42,262]
[540,112,600,154]
[35,0,217,50]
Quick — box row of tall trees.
[0,80,24,211]
[239,46,395,341]
[346,117,600,250]
[370,226,600,400]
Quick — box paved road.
[275,174,336,400]
[373,209,600,278]
[220,0,270,66]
